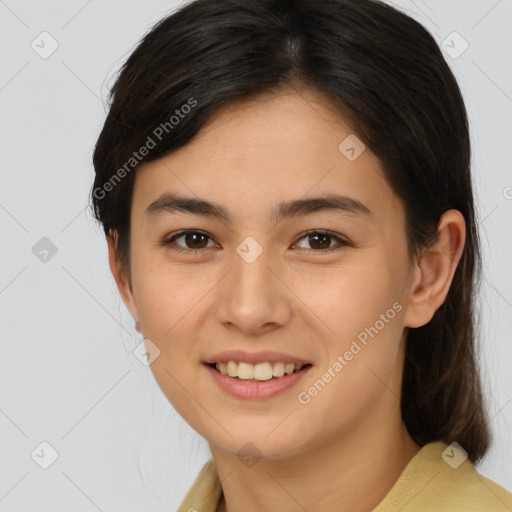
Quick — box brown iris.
[184,232,209,249]
[307,233,332,250]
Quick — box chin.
[207,426,308,462]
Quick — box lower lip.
[203,363,312,400]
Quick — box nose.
[214,247,293,335]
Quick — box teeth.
[272,362,285,377]
[227,360,238,377]
[214,360,306,380]
[253,362,273,380]
[238,362,254,380]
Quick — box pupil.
[311,234,330,250]
[186,232,208,249]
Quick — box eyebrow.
[145,192,372,223]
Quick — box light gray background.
[0,0,511,510]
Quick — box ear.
[107,231,140,324]
[403,209,466,328]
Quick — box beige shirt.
[177,441,512,511]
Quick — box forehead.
[132,89,402,226]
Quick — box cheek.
[294,269,405,432]
[291,256,405,388]
[130,254,209,421]
[131,247,208,336]
[293,257,401,339]
[128,256,197,383]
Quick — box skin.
[108,87,466,512]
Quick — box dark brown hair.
[91,0,490,461]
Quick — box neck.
[210,397,421,512]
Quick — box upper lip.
[203,350,312,366]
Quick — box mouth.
[205,361,313,381]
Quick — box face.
[114,88,420,460]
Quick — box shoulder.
[176,458,223,512]
[374,441,512,512]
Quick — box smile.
[208,360,311,381]
[203,361,313,400]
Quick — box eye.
[163,230,218,253]
[292,230,348,253]
[162,229,349,255]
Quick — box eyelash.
[162,229,349,255]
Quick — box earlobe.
[107,231,140,323]
[403,209,466,328]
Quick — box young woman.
[91,0,512,510]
